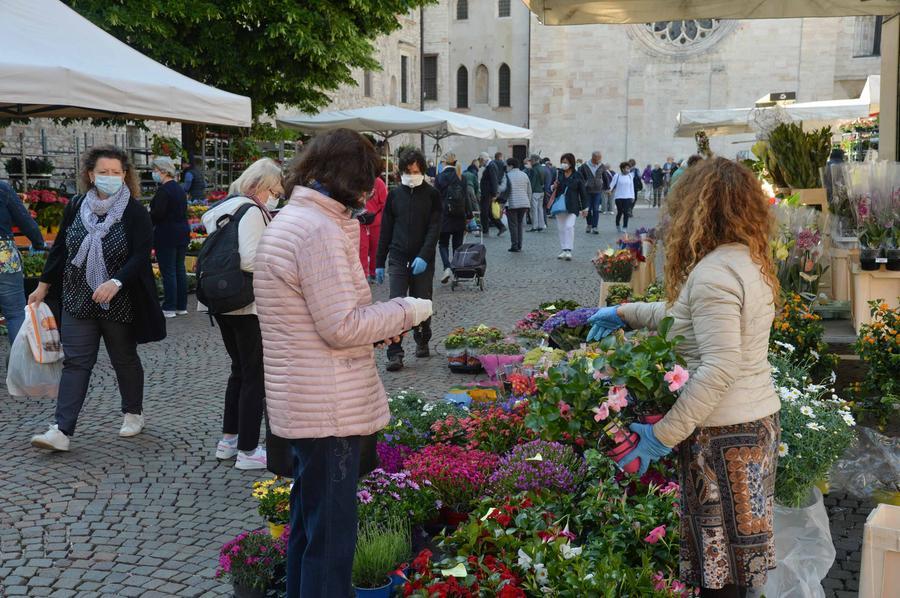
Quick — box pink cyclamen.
[664,365,689,392]
[644,524,667,544]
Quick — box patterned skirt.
[678,413,780,590]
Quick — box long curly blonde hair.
[663,157,779,304]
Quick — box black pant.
[287,436,361,598]
[699,585,747,598]
[214,314,265,451]
[56,311,143,436]
[479,196,504,234]
[653,186,663,207]
[387,260,433,360]
[507,207,528,250]
[439,230,465,270]
[615,198,631,229]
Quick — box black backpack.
[633,171,644,192]
[196,202,260,315]
[444,178,468,217]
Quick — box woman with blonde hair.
[586,157,781,598]
[30,145,165,451]
[202,157,284,470]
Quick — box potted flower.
[477,341,524,379]
[352,517,411,597]
[887,225,900,271]
[357,469,439,528]
[444,330,468,367]
[604,284,633,306]
[488,440,586,495]
[251,477,291,538]
[379,390,466,450]
[593,248,638,282]
[21,251,46,296]
[540,307,598,351]
[216,529,288,598]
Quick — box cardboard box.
[859,503,900,598]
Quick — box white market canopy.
[0,0,252,126]
[421,109,533,140]
[277,106,447,139]
[524,0,900,25]
[675,75,881,137]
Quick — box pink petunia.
[592,402,610,422]
[557,401,572,420]
[664,365,689,392]
[644,524,667,544]
[606,386,629,411]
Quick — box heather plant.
[488,440,587,495]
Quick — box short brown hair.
[80,145,141,197]
[285,129,380,208]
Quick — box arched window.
[456,66,468,109]
[457,0,468,20]
[498,63,511,107]
[474,65,489,104]
[498,0,511,18]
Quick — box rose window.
[648,20,720,46]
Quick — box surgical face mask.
[94,175,124,196]
[266,195,280,210]
[401,173,424,188]
[560,162,571,171]
[151,171,162,184]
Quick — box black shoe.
[592,229,600,235]
[527,228,537,232]
[415,344,430,358]
[386,356,404,371]
[497,226,507,237]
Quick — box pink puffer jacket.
[254,186,415,439]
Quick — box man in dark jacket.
[478,152,506,236]
[577,151,607,234]
[651,164,665,207]
[181,156,207,202]
[375,150,442,372]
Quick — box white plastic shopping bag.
[24,302,62,364]
[6,310,63,399]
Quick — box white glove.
[402,297,433,326]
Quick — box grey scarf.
[71,185,130,309]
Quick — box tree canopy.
[64,0,430,120]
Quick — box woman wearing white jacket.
[201,158,283,470]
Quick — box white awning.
[675,75,880,137]
[0,0,252,126]
[420,109,533,140]
[277,106,447,138]
[524,0,900,26]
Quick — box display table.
[849,263,900,333]
[830,248,852,302]
[630,240,657,297]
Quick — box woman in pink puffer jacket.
[254,129,432,598]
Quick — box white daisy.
[774,340,796,353]
[778,442,789,457]
[800,405,815,418]
[806,422,824,431]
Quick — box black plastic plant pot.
[886,248,900,271]
[859,248,882,271]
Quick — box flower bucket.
[607,432,641,475]
[859,247,882,271]
[267,522,286,539]
[354,578,392,598]
[233,582,266,598]
[477,354,524,379]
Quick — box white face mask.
[402,173,424,188]
[266,196,280,210]
[560,163,571,171]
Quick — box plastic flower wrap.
[771,201,828,298]
[847,160,899,250]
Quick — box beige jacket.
[254,187,415,439]
[618,243,780,448]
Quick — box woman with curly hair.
[586,157,781,598]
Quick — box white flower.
[517,549,533,569]
[540,588,554,595]
[840,412,856,426]
[794,432,803,439]
[534,563,549,586]
[774,340,796,353]
[778,442,789,457]
[810,349,820,360]
[806,422,824,431]
[830,371,837,383]
[559,543,583,560]
[422,402,435,413]
[778,387,802,403]
[583,574,595,582]
[800,405,815,418]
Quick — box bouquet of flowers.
[592,248,639,282]
[251,477,291,525]
[216,529,288,592]
[404,445,500,513]
[488,440,586,495]
[357,469,439,527]
[431,401,531,454]
[771,202,828,298]
[541,307,599,351]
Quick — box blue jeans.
[155,245,187,312]
[0,271,25,345]
[287,436,361,598]
[587,192,603,228]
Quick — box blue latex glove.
[411,257,428,276]
[618,423,672,476]
[585,306,626,342]
[375,268,385,284]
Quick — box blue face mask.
[94,175,124,196]
[151,171,162,184]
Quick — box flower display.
[251,477,291,525]
[770,292,838,376]
[379,390,466,450]
[375,441,413,473]
[216,528,288,591]
[540,307,599,351]
[488,440,586,495]
[404,445,500,512]
[592,248,639,282]
[357,468,438,527]
[849,300,899,427]
[430,402,531,454]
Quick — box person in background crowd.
[498,158,532,253]
[601,164,614,214]
[30,146,165,452]
[357,175,388,284]
[628,158,643,217]
[254,129,433,598]
[642,164,653,195]
[181,156,207,202]
[0,180,46,345]
[491,152,505,178]
[589,157,781,598]
[202,158,284,470]
[651,164,665,208]
[610,161,636,234]
[550,153,587,261]
[670,155,703,189]
[662,156,677,198]
[525,154,546,232]
[434,152,472,283]
[376,149,442,372]
[148,156,189,319]
[477,152,506,236]
[578,151,607,235]
[464,160,480,198]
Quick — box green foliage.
[480,341,522,356]
[150,135,185,160]
[21,252,47,278]
[539,299,581,313]
[352,517,410,589]
[4,157,54,175]
[767,123,832,189]
[849,300,900,428]
[65,0,434,119]
[379,390,466,449]
[770,292,839,377]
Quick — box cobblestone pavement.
[0,203,864,596]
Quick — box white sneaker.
[557,251,567,259]
[31,425,70,451]
[216,436,239,460]
[564,251,573,261]
[236,447,267,470]
[163,311,177,319]
[441,268,452,284]
[119,413,145,437]
[176,310,189,316]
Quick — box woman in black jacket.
[149,156,190,318]
[29,145,165,452]
[550,152,587,261]
[434,152,473,284]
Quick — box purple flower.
[564,307,599,328]
[488,440,586,494]
[541,310,570,332]
[796,228,821,251]
[376,442,413,473]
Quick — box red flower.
[499,585,526,598]
[412,549,432,574]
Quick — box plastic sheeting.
[763,488,836,598]
[830,427,900,499]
